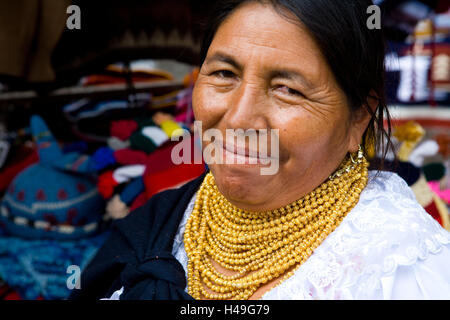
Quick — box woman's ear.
[348,91,378,153]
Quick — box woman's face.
[193,2,370,212]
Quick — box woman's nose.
[224,81,268,131]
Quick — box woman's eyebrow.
[204,52,242,70]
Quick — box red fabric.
[121,135,205,210]
[3,291,22,300]
[143,135,205,198]
[110,120,138,141]
[424,200,443,226]
[144,141,180,174]
[144,162,205,199]
[129,192,147,211]
[0,283,22,300]
[114,148,148,165]
[0,148,39,191]
[97,171,119,199]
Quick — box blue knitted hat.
[0,115,105,240]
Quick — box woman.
[70,0,450,300]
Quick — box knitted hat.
[0,115,105,240]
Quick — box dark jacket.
[69,171,207,300]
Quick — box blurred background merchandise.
[0,0,448,300]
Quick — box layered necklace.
[184,148,369,300]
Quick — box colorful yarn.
[141,126,169,146]
[129,191,148,212]
[135,117,157,129]
[408,140,439,167]
[175,108,194,124]
[175,87,194,124]
[91,147,116,171]
[97,171,119,199]
[428,181,450,204]
[110,119,138,141]
[393,121,425,162]
[423,200,443,227]
[160,120,183,138]
[143,136,205,198]
[423,162,446,182]
[144,161,205,199]
[105,195,129,220]
[152,112,174,126]
[394,161,421,186]
[114,148,148,165]
[410,174,434,207]
[119,177,145,205]
[107,137,130,151]
[62,141,88,154]
[182,68,199,87]
[112,165,146,184]
[129,131,157,154]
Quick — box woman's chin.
[211,162,269,183]
[210,164,276,210]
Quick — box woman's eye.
[211,70,235,78]
[276,85,303,97]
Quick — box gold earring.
[350,145,364,164]
[329,145,364,180]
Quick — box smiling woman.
[70,0,450,301]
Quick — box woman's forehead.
[212,2,311,51]
[206,2,331,83]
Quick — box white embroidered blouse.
[105,170,450,300]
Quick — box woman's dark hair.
[198,0,394,171]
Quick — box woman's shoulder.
[262,170,450,299]
[320,169,450,298]
[343,169,450,262]
[351,170,448,236]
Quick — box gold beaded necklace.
[184,149,369,300]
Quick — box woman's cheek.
[275,112,330,159]
[193,81,229,126]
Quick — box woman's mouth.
[221,140,275,165]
